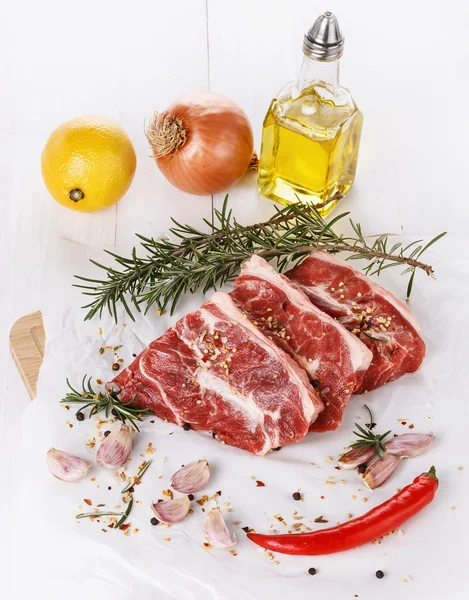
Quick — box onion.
[145,92,254,195]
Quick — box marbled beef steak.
[112,292,322,455]
[231,255,372,432]
[286,251,426,392]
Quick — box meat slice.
[286,251,426,392]
[231,256,372,432]
[112,292,322,455]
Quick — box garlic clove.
[96,422,133,469]
[203,507,236,549]
[170,459,210,493]
[338,445,376,470]
[46,448,93,482]
[151,496,190,524]
[362,454,401,490]
[385,432,435,458]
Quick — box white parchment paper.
[10,236,469,600]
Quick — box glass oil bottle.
[258,12,363,217]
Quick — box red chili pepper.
[247,466,438,555]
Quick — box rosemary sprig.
[115,495,134,529]
[121,459,152,494]
[76,511,124,519]
[61,375,154,431]
[349,405,391,459]
[75,196,446,321]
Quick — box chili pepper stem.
[425,465,438,481]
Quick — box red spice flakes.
[334,466,341,471]
[320,495,325,500]
[119,523,132,531]
[203,542,211,550]
[96,378,103,385]
[62,405,70,410]
[101,528,107,533]
[96,503,105,508]
[90,477,96,482]
[84,499,92,506]
[408,424,415,429]
[401,421,407,426]
[256,480,265,487]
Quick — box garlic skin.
[151,496,190,524]
[362,454,401,490]
[96,423,133,469]
[385,433,435,458]
[338,445,376,470]
[203,508,236,549]
[46,448,93,482]
[170,459,210,493]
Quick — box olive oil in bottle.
[258,12,363,217]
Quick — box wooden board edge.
[9,311,45,400]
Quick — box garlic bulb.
[170,459,210,494]
[151,496,190,524]
[203,508,236,549]
[46,448,92,482]
[96,423,133,469]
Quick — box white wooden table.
[0,0,467,595]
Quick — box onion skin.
[149,93,254,196]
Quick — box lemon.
[41,116,137,213]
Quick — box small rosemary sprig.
[349,405,391,459]
[121,459,152,494]
[76,460,152,527]
[61,375,154,432]
[74,196,446,321]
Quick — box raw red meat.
[231,256,372,432]
[112,292,322,455]
[286,251,426,392]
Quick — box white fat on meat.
[196,370,279,454]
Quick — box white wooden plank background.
[0,0,467,593]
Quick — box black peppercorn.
[183,422,191,431]
[112,363,120,371]
[292,492,302,501]
[242,526,250,533]
[375,570,384,579]
[129,487,135,493]
[311,379,320,389]
[111,408,119,417]
[273,446,282,451]
[358,464,367,474]
[76,411,85,422]
[104,430,111,437]
[150,517,159,526]
[108,486,112,490]
[308,567,317,576]
[216,490,222,496]
[188,494,194,501]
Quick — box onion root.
[146,112,187,158]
